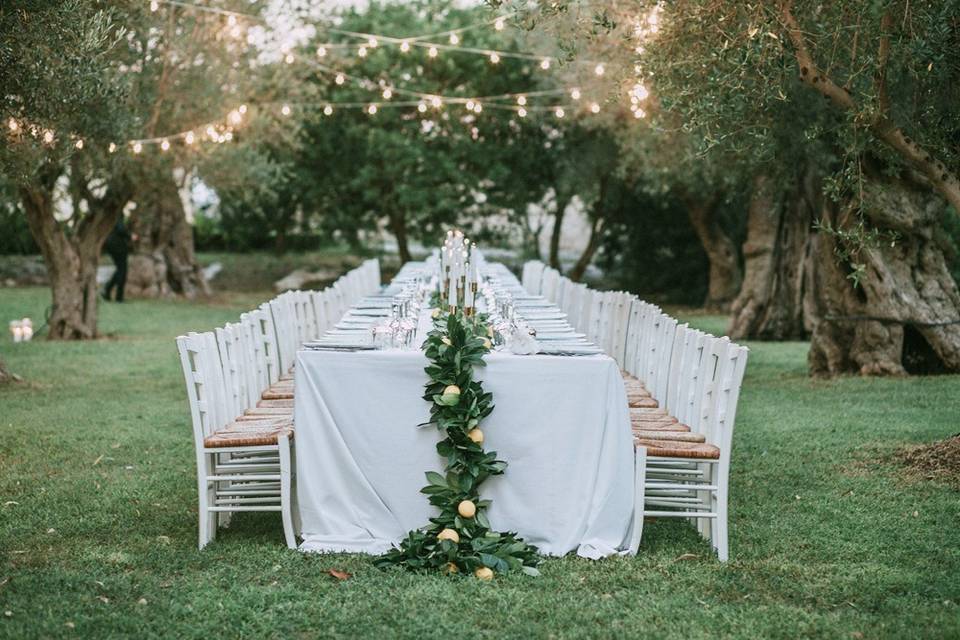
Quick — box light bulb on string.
[281,104,291,116]
[335,73,345,85]
[517,107,527,117]
[185,131,195,145]
[489,52,500,64]
[160,139,170,151]
[634,107,646,119]
[570,88,581,100]
[227,15,237,26]
[150,0,159,11]
[540,58,551,70]
[590,102,600,113]
[108,142,117,153]
[449,33,459,45]
[368,37,378,48]
[517,95,526,106]
[473,102,482,114]
[7,118,18,132]
[555,107,565,118]
[465,100,475,111]
[494,17,505,31]
[430,96,442,109]
[428,46,438,58]
[367,104,378,115]
[323,105,333,116]
[382,88,392,100]
[42,130,54,144]
[238,104,247,114]
[228,109,242,125]
[132,142,143,154]
[316,46,327,58]
[224,131,233,141]
[358,46,367,58]
[75,139,84,150]
[400,40,410,53]
[594,63,605,76]
[417,102,427,113]
[284,53,295,64]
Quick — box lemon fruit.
[442,562,459,575]
[467,428,484,444]
[437,528,460,544]
[474,567,494,581]
[457,500,476,518]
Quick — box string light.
[517,107,527,117]
[206,125,217,138]
[367,104,378,115]
[316,46,327,58]
[74,139,84,150]
[367,37,378,48]
[358,46,368,58]
[494,17,505,31]
[594,63,605,76]
[473,102,482,114]
[281,104,292,116]
[517,95,526,106]
[590,102,600,113]
[43,131,54,144]
[449,33,459,45]
[570,88,581,100]
[150,0,159,11]
[335,73,346,85]
[540,58,551,70]
[160,138,170,151]
[323,105,334,115]
[109,142,117,153]
[185,131,195,144]
[428,46,438,58]
[634,107,646,119]
[238,104,247,114]
[417,102,428,112]
[382,88,393,99]
[132,142,143,153]
[466,100,475,111]
[554,107,565,118]
[7,118,18,132]
[284,53,295,64]
[227,15,237,26]
[489,52,500,64]
[228,109,242,125]
[430,96,442,108]
[400,40,410,53]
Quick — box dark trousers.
[105,250,128,302]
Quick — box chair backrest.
[257,302,283,384]
[215,323,246,420]
[674,329,708,427]
[522,261,545,294]
[650,314,678,401]
[635,303,662,384]
[609,292,634,367]
[664,323,691,414]
[583,290,605,344]
[564,282,588,330]
[541,268,561,303]
[176,333,217,452]
[705,340,749,456]
[623,297,644,377]
[238,311,267,405]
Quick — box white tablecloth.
[294,346,637,558]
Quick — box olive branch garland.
[375,309,541,579]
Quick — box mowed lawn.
[1,286,958,639]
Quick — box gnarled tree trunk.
[686,196,742,311]
[568,216,605,282]
[128,170,209,299]
[389,210,412,264]
[19,172,130,340]
[548,192,572,271]
[727,172,816,340]
[808,175,960,376]
[0,358,15,384]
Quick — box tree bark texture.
[727,173,816,340]
[128,171,209,299]
[686,197,742,311]
[548,192,572,271]
[389,210,412,264]
[568,216,605,282]
[807,176,960,375]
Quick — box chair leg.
[698,462,712,542]
[198,453,217,549]
[629,446,647,554]
[278,435,297,549]
[714,463,729,562]
[291,445,303,538]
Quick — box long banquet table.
[294,263,637,558]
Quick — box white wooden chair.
[176,331,298,549]
[636,337,749,561]
[540,267,562,303]
[521,260,545,294]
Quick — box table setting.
[294,231,637,564]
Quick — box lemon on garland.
[467,428,484,444]
[431,308,442,319]
[441,336,452,346]
[442,562,459,575]
[437,528,460,544]
[474,567,494,581]
[482,338,492,349]
[457,500,476,518]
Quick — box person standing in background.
[103,218,134,302]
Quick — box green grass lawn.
[1,286,958,639]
